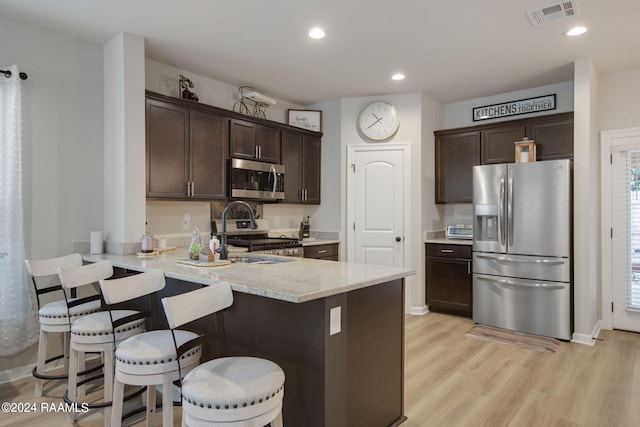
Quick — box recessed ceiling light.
[308,28,325,39]
[391,73,405,81]
[565,26,588,36]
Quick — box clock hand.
[367,119,382,128]
[367,116,383,128]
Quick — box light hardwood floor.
[2,312,640,426]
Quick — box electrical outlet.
[183,213,191,230]
[330,306,341,336]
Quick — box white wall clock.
[357,101,400,141]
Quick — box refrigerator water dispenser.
[474,204,499,243]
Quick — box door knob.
[395,236,402,242]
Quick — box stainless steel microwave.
[229,158,285,200]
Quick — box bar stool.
[161,283,285,427]
[59,265,163,427]
[107,282,206,427]
[25,253,102,397]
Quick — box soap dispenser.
[188,227,202,260]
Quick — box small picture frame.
[287,109,322,132]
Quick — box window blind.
[612,148,640,310]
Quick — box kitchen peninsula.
[84,250,415,427]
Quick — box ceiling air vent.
[526,1,580,25]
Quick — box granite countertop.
[424,237,473,246]
[83,249,414,304]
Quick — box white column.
[103,33,146,254]
[572,57,601,344]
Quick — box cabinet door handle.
[440,249,454,253]
[468,261,471,275]
[254,145,259,159]
[191,181,195,197]
[317,250,328,254]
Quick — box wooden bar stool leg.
[103,348,114,427]
[273,411,284,427]
[146,385,157,427]
[63,332,70,374]
[67,346,79,422]
[111,377,125,427]
[77,349,86,397]
[162,373,173,427]
[34,329,47,397]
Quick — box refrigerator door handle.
[475,254,566,265]
[499,173,505,246]
[478,276,565,290]
[507,168,514,247]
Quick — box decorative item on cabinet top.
[288,109,322,132]
[234,86,274,119]
[179,75,199,102]
[514,137,536,163]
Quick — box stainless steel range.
[226,234,303,257]
[219,219,303,257]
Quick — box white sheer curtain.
[0,65,38,356]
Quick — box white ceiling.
[1,0,639,106]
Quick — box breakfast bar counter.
[84,250,414,427]
[83,249,412,303]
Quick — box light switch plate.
[330,306,341,336]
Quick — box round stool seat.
[182,356,285,423]
[38,298,102,328]
[115,329,202,375]
[70,310,146,345]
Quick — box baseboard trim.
[407,305,428,315]
[571,320,602,346]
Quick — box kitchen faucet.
[219,200,256,260]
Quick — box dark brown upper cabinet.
[146,95,227,200]
[435,131,481,204]
[230,119,280,163]
[281,131,321,204]
[481,125,527,164]
[146,91,322,204]
[434,112,573,204]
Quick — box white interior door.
[606,130,640,332]
[347,145,407,267]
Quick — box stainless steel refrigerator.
[472,159,572,340]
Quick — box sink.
[228,255,294,264]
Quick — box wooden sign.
[473,94,556,122]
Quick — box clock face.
[358,101,400,141]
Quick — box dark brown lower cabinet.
[304,243,339,261]
[426,243,472,316]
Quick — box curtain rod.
[1,69,28,80]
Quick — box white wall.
[296,99,342,235]
[442,81,574,129]
[338,93,428,314]
[600,67,640,131]
[0,15,103,375]
[0,15,104,259]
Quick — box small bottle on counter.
[141,234,154,253]
[188,228,202,260]
[209,236,220,261]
